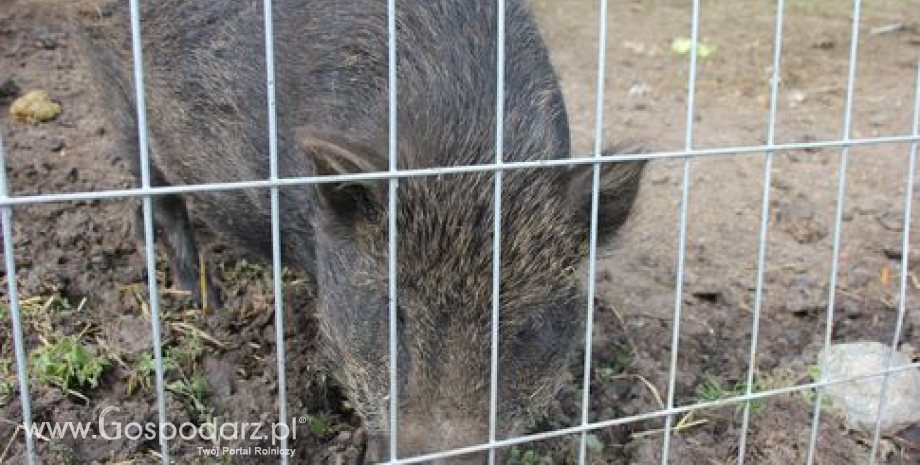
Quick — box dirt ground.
[1,0,919,463]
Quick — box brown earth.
[1,0,918,463]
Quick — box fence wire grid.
[2,0,920,464]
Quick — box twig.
[630,413,708,439]
[609,373,665,410]
[0,423,22,463]
[169,322,227,349]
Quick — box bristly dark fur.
[74,0,645,461]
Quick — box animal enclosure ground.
[1,0,918,463]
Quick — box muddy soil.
[1,0,919,463]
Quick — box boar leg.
[132,164,222,310]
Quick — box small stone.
[46,137,64,152]
[0,75,19,101]
[820,342,920,434]
[788,89,807,107]
[36,32,58,50]
[628,81,652,98]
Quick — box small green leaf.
[304,414,329,437]
[29,336,109,395]
[807,364,821,382]
[671,37,715,58]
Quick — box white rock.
[628,82,652,98]
[820,342,920,435]
[788,89,807,107]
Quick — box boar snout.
[363,422,491,464]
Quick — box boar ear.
[564,146,646,244]
[296,127,388,218]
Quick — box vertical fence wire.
[487,0,506,463]
[576,0,609,463]
[127,0,170,461]
[261,0,290,462]
[805,0,862,462]
[387,0,400,462]
[866,54,920,464]
[735,0,786,462]
[660,0,702,461]
[0,132,36,465]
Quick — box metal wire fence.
[2,0,920,464]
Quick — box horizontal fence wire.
[0,136,918,208]
[365,361,920,465]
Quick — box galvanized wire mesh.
[2,0,919,464]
